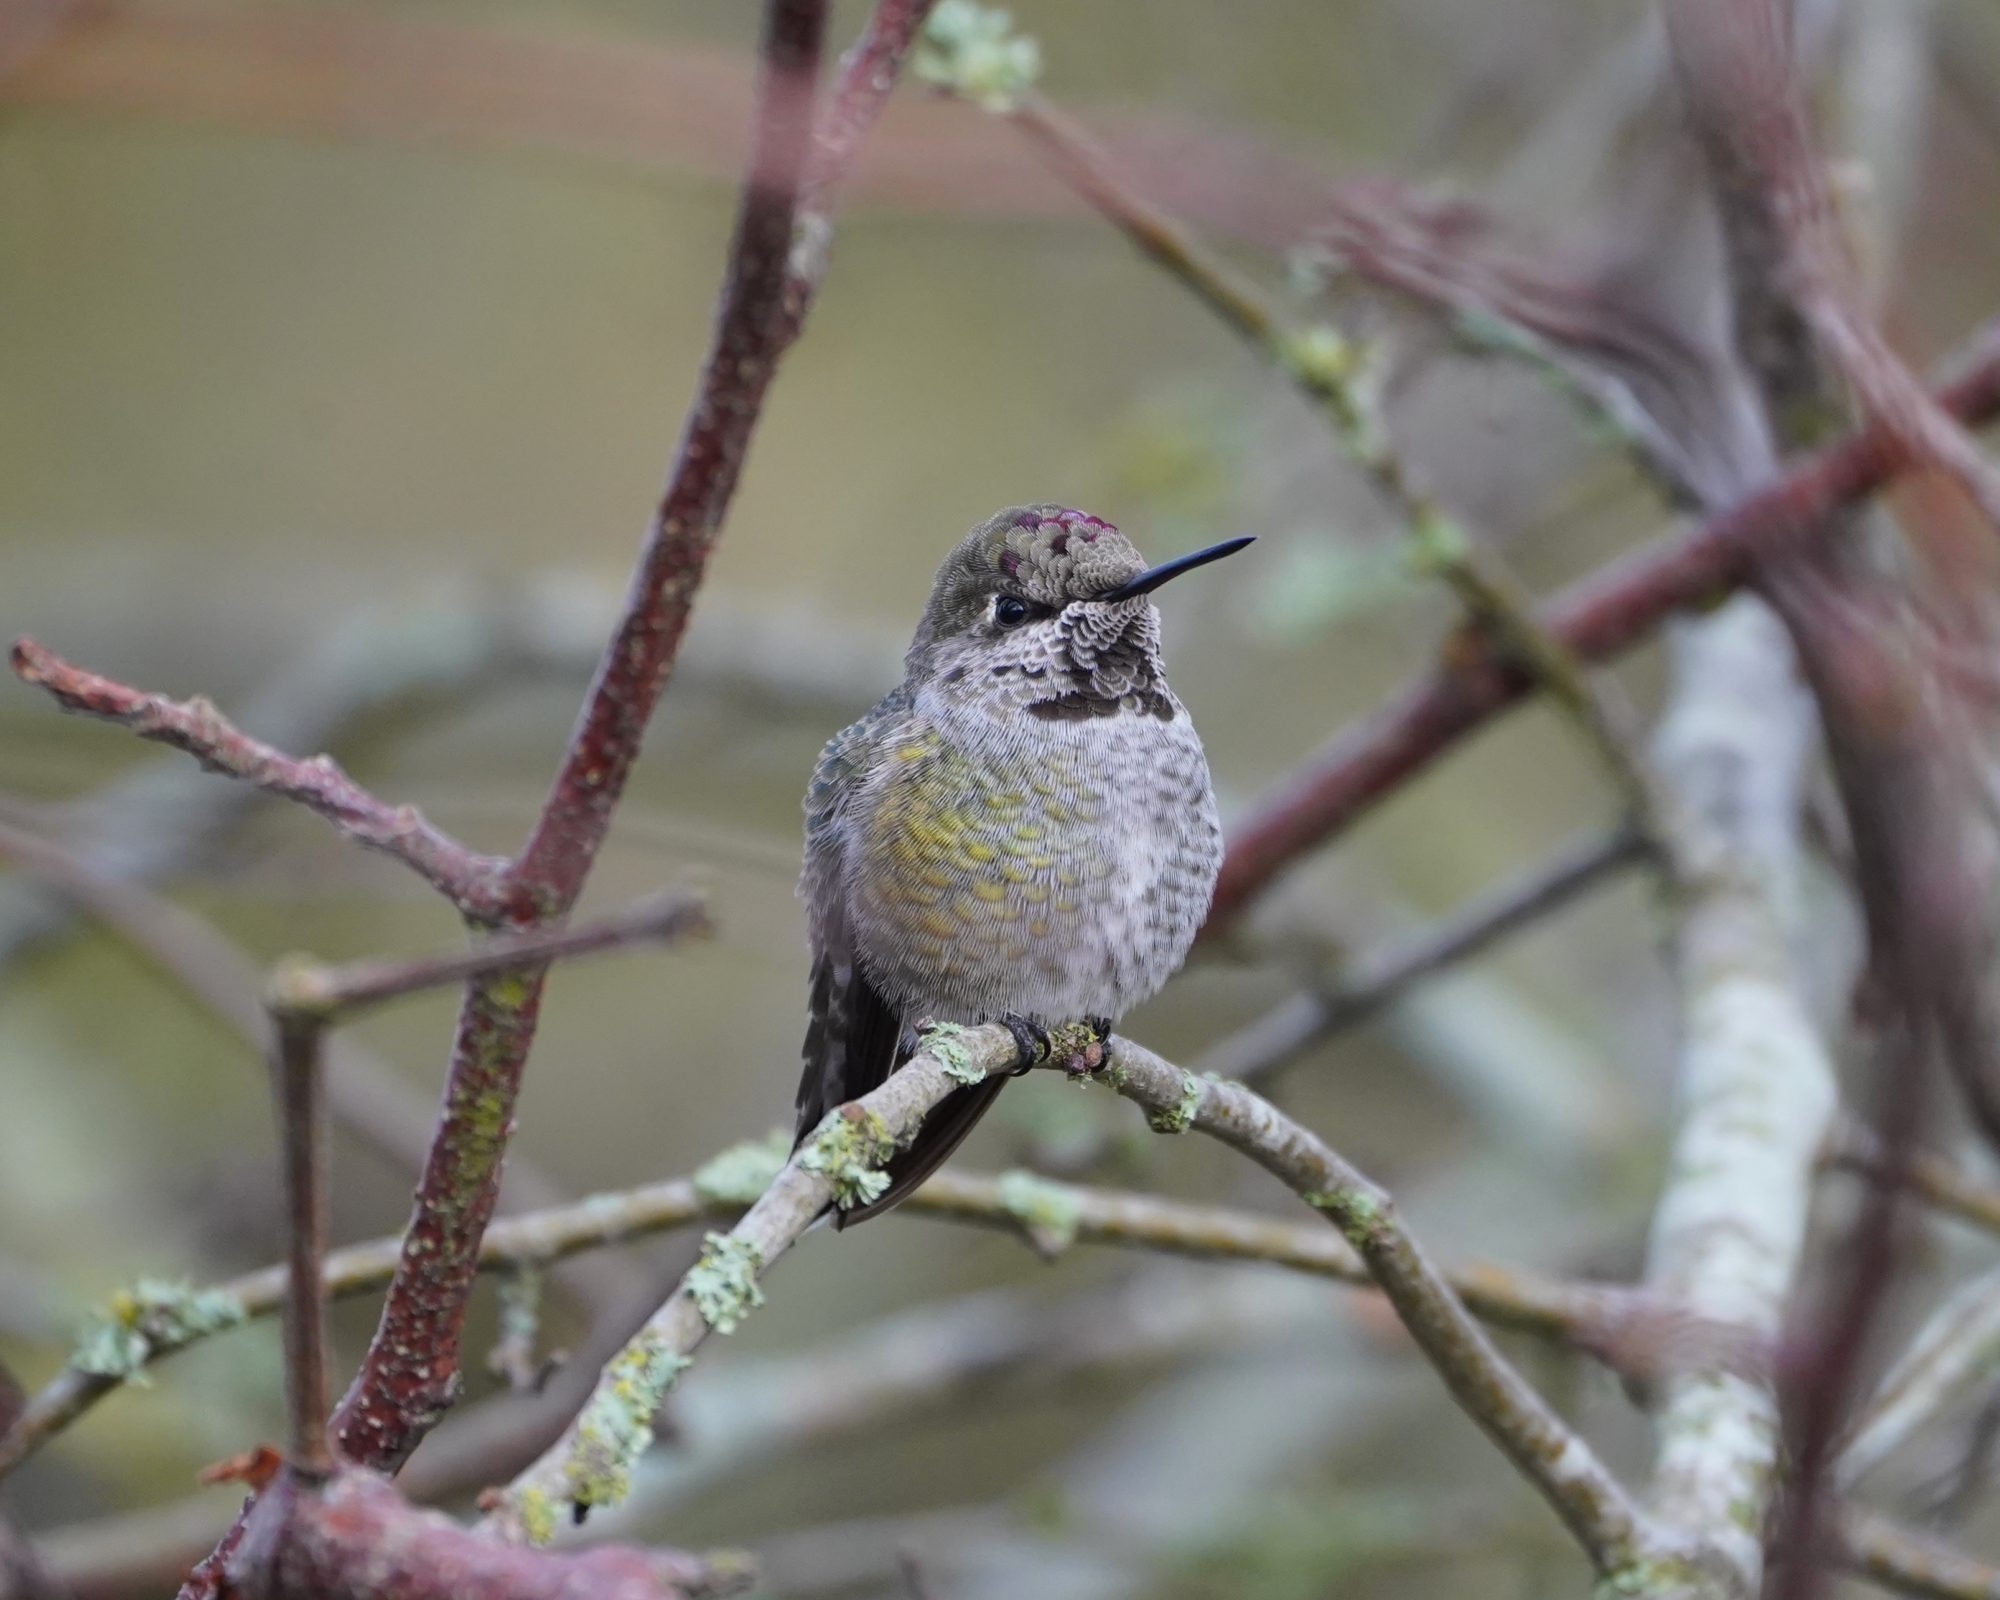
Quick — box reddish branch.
[272,1006,334,1478]
[1665,0,2000,536]
[9,639,512,919]
[320,0,830,1486]
[512,2,839,905]
[1205,320,2000,934]
[229,1469,740,1600]
[313,0,918,1470]
[4,3,956,1592]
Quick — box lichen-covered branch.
[0,1140,1623,1478]
[1661,12,2000,1598]
[1068,1033,1682,1584]
[7,639,512,919]
[483,1020,1066,1539]
[1640,599,1833,1594]
[492,1019,1682,1574]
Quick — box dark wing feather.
[796,937,1011,1229]
[835,1071,1009,1228]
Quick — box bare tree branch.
[1206,315,2000,934]
[1199,825,1644,1086]
[264,891,711,1025]
[229,1468,745,1600]
[8,639,511,920]
[1832,1504,2000,1600]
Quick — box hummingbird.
[794,504,1250,1224]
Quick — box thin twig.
[1835,1264,2000,1489]
[272,1009,333,1477]
[1200,825,1644,1085]
[8,638,512,919]
[1824,1120,2000,1241]
[1831,1504,2000,1600]
[266,890,711,1024]
[0,815,637,1325]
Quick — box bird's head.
[905,505,1250,718]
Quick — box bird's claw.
[1000,1012,1051,1075]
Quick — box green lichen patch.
[556,1331,690,1523]
[1280,326,1388,465]
[801,1108,897,1210]
[263,952,338,1020]
[513,1483,561,1546]
[1405,506,1473,579]
[1146,1071,1204,1135]
[914,0,1042,112]
[1594,1555,1718,1599]
[72,1278,248,1381]
[1305,1189,1387,1251]
[687,1233,766,1335]
[997,1169,1083,1254]
[920,1021,988,1085]
[693,1128,792,1206]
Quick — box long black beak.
[1098,535,1255,603]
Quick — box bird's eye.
[993,595,1032,628]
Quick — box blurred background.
[4,1,2000,1595]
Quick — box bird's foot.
[1052,1017,1114,1077]
[1000,1012,1052,1076]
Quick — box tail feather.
[834,1075,1008,1228]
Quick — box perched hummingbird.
[794,504,1250,1224]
